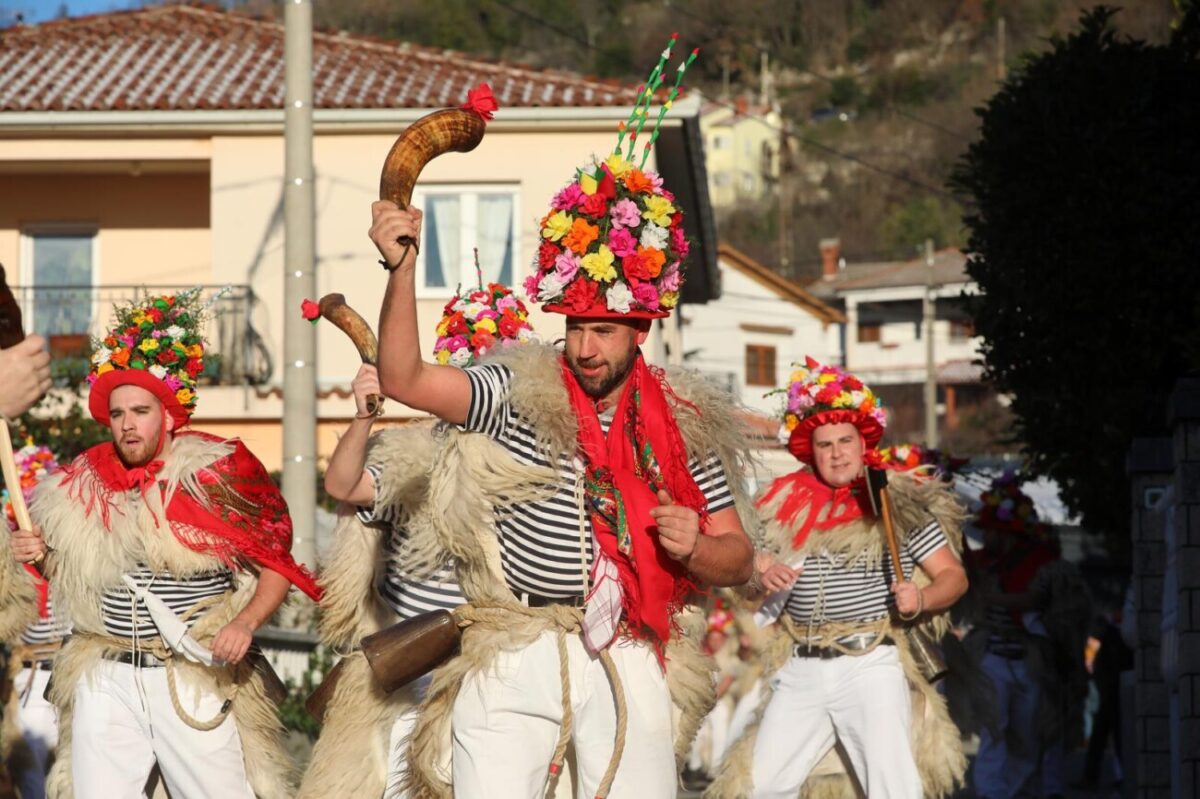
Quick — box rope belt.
[780,615,892,657]
[454,602,629,799]
[78,592,236,732]
[9,639,63,674]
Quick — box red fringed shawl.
[757,468,874,552]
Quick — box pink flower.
[660,188,676,203]
[609,198,641,229]
[445,335,469,353]
[300,298,321,321]
[474,308,499,322]
[645,171,664,191]
[631,282,660,311]
[164,374,184,391]
[552,183,584,210]
[659,262,681,292]
[607,227,637,258]
[554,251,580,281]
[120,335,136,347]
[523,273,541,301]
[670,227,690,258]
[496,295,519,312]
[434,336,451,352]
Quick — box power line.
[492,0,961,202]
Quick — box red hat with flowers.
[877,443,968,481]
[433,250,537,366]
[523,36,699,319]
[778,356,888,464]
[976,470,1054,542]
[87,288,216,427]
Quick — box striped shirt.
[463,363,736,598]
[20,594,71,646]
[101,565,233,639]
[356,463,466,620]
[784,519,948,625]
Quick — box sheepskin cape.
[391,343,754,798]
[29,433,296,799]
[0,524,39,782]
[706,469,968,799]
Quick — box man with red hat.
[368,143,753,796]
[9,290,320,798]
[710,358,969,799]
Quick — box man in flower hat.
[298,280,534,798]
[8,290,321,798]
[709,357,969,799]
[367,40,754,799]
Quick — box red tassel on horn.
[461,83,499,122]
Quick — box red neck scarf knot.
[757,469,873,552]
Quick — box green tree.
[950,5,1200,549]
[879,195,964,258]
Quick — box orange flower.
[638,245,667,278]
[562,217,600,256]
[623,169,654,194]
[111,348,131,367]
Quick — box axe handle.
[879,486,906,585]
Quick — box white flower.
[639,223,668,251]
[463,301,487,319]
[165,325,185,339]
[92,348,112,365]
[605,281,634,314]
[449,347,472,367]
[850,390,866,407]
[149,365,168,379]
[517,327,535,342]
[538,272,567,301]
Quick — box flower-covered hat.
[976,471,1053,542]
[433,279,536,367]
[87,289,214,427]
[523,36,698,319]
[779,356,887,464]
[876,443,968,480]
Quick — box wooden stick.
[879,486,905,584]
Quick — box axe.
[0,266,36,541]
[865,466,948,682]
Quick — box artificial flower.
[542,211,573,241]
[605,281,634,313]
[562,218,600,256]
[631,282,660,311]
[609,198,642,229]
[581,245,617,283]
[641,195,675,226]
[564,278,599,313]
[639,223,668,251]
[607,228,637,258]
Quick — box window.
[20,228,97,355]
[741,172,756,194]
[711,134,730,150]
[745,344,777,387]
[949,319,975,340]
[411,186,518,296]
[857,322,882,343]
[713,172,732,188]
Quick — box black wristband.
[379,259,398,273]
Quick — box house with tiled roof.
[0,3,718,470]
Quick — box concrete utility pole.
[996,17,1007,80]
[282,0,317,570]
[923,238,939,449]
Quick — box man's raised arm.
[371,200,472,424]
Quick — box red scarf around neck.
[757,468,874,552]
[561,352,708,646]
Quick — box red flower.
[538,240,561,269]
[622,251,652,281]
[498,312,522,338]
[301,299,321,321]
[670,212,684,228]
[185,357,204,378]
[468,290,492,304]
[815,384,841,404]
[146,308,164,325]
[157,348,180,366]
[843,376,863,390]
[446,313,469,336]
[580,193,608,219]
[564,278,599,313]
[460,82,498,122]
[469,330,496,352]
[597,166,617,200]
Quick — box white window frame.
[409,184,521,299]
[18,223,101,338]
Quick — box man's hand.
[210,619,255,665]
[0,336,51,418]
[351,364,381,418]
[369,201,422,271]
[11,524,46,564]
[755,552,800,593]
[891,580,924,617]
[650,489,701,563]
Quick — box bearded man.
[9,291,320,799]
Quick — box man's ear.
[634,318,652,345]
[165,411,176,434]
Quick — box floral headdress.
[524,35,698,319]
[434,251,537,366]
[87,288,218,426]
[976,471,1053,542]
[1,441,59,531]
[877,443,968,481]
[777,356,887,464]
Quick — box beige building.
[698,95,782,209]
[0,5,719,471]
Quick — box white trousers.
[750,646,921,799]
[14,667,58,799]
[71,660,254,799]
[451,630,676,798]
[383,673,434,799]
[973,653,1040,799]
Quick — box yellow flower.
[185,344,203,358]
[785,414,799,431]
[832,392,853,409]
[475,318,497,334]
[817,372,836,384]
[579,173,598,195]
[641,195,675,226]
[435,349,451,365]
[605,154,632,178]
[175,387,195,406]
[435,318,450,336]
[542,211,572,241]
[659,291,679,309]
[96,362,114,376]
[581,245,617,282]
[790,369,807,383]
[132,312,147,325]
[138,339,159,353]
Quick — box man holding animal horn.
[8,290,321,798]
[368,45,753,799]
[708,359,968,799]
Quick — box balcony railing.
[11,284,273,387]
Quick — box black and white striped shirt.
[463,363,736,598]
[784,520,948,625]
[20,594,71,646]
[357,463,466,620]
[101,565,233,639]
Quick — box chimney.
[819,238,841,280]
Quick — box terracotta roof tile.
[0,4,640,112]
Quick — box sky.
[0,0,152,26]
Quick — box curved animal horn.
[379,108,487,208]
[319,293,383,415]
